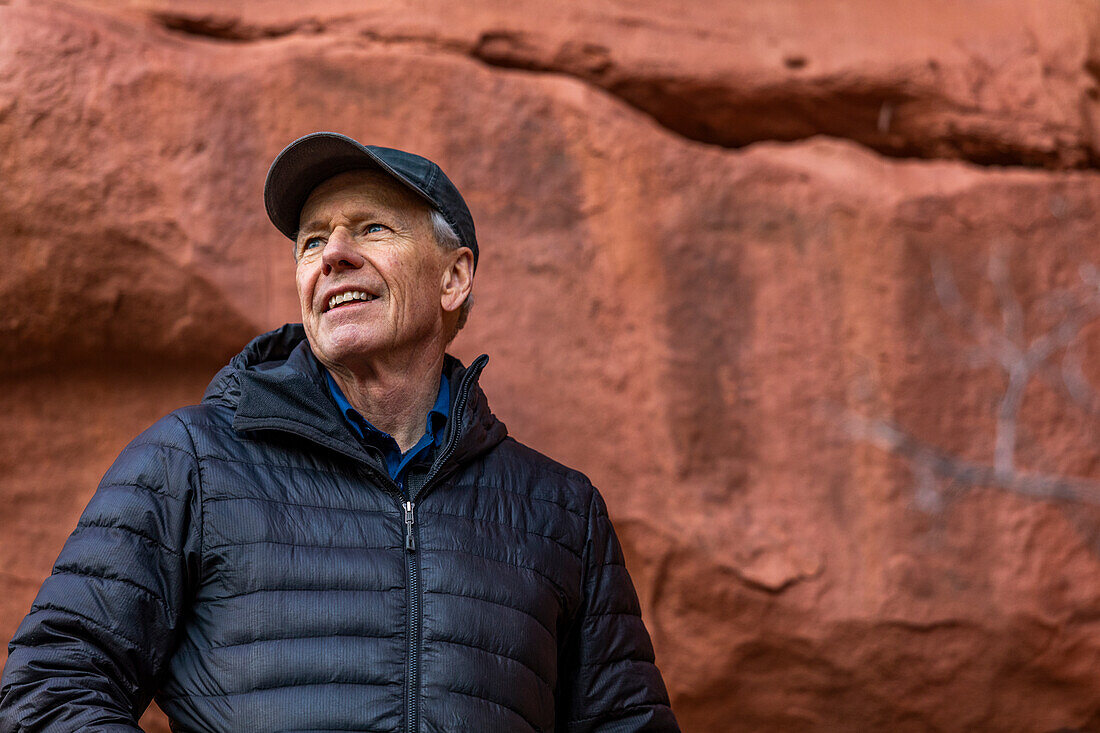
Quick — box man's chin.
[305,327,384,368]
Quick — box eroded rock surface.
[4,1,1100,730]
[56,0,1100,166]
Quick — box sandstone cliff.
[4,1,1100,730]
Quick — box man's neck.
[325,349,445,453]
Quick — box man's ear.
[441,247,474,313]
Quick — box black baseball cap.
[264,132,478,268]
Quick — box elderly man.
[0,133,678,732]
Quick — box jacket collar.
[204,324,507,477]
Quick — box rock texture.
[58,0,1100,165]
[4,1,1100,730]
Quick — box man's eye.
[303,237,324,250]
[364,224,385,235]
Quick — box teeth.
[327,290,375,310]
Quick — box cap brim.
[263,132,434,240]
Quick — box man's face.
[295,169,456,370]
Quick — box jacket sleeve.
[556,486,680,733]
[0,414,203,732]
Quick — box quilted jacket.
[0,324,678,732]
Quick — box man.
[0,132,679,732]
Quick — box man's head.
[264,133,477,369]
[292,169,473,370]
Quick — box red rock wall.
[5,1,1100,730]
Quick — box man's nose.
[321,227,364,276]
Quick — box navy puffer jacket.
[0,325,678,732]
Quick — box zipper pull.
[404,500,416,552]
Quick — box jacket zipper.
[400,354,488,733]
[403,498,420,733]
[237,353,490,733]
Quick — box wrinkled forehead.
[297,168,430,232]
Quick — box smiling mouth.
[326,290,377,312]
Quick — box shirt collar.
[324,368,450,448]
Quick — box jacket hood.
[202,323,507,473]
[203,323,308,406]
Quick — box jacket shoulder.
[168,402,235,434]
[149,403,237,454]
[477,436,598,516]
[99,404,236,484]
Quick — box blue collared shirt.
[325,370,450,491]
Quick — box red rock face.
[4,1,1100,730]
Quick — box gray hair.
[429,209,473,337]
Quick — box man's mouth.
[326,290,377,312]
